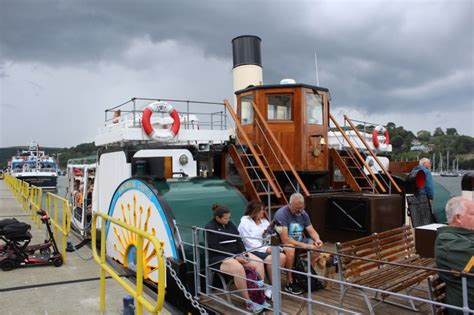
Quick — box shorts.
[252,251,270,260]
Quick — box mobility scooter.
[0,210,63,271]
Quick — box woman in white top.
[238,200,286,287]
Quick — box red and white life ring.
[372,125,390,149]
[141,101,181,142]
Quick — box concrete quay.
[0,180,170,315]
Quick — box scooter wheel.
[53,258,63,267]
[1,260,15,271]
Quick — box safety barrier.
[45,192,71,262]
[3,174,71,261]
[29,185,43,227]
[92,212,166,315]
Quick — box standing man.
[413,158,434,203]
[435,197,474,313]
[273,193,323,295]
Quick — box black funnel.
[232,35,262,68]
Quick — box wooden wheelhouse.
[235,83,331,191]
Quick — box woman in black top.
[205,204,266,310]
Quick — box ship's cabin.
[235,83,331,190]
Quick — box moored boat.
[8,142,58,189]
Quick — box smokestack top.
[232,35,262,68]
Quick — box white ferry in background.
[8,142,58,189]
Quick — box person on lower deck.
[204,203,269,313]
[435,196,474,314]
[274,192,324,295]
[238,200,286,299]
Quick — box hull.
[17,175,57,188]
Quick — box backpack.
[293,255,323,292]
[244,266,265,305]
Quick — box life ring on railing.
[141,101,181,142]
[372,125,390,149]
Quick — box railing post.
[192,226,201,298]
[204,231,210,295]
[271,245,281,313]
[136,235,144,315]
[462,276,469,315]
[100,223,106,312]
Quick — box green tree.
[386,122,396,131]
[446,128,458,136]
[416,130,431,142]
[433,127,445,137]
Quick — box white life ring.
[372,125,390,149]
[141,101,181,142]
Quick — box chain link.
[165,259,208,314]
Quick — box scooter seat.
[0,218,19,233]
[5,232,32,242]
[3,222,31,239]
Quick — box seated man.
[274,193,323,295]
[435,197,474,314]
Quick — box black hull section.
[18,176,57,188]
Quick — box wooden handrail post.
[329,114,386,193]
[224,99,282,198]
[251,101,310,197]
[343,115,401,193]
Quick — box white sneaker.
[264,288,272,300]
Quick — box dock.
[0,179,173,315]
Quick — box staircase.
[329,114,402,194]
[224,99,309,213]
[229,144,287,212]
[329,148,376,193]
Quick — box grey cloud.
[0,0,472,145]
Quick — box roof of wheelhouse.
[235,83,330,95]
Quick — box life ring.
[372,125,390,149]
[141,101,180,142]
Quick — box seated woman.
[238,200,287,299]
[205,204,268,313]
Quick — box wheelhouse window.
[306,93,323,124]
[267,94,292,120]
[240,95,254,125]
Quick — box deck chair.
[407,193,436,227]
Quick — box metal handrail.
[45,192,71,261]
[92,212,166,315]
[251,101,310,197]
[344,115,402,193]
[223,99,282,198]
[29,185,43,227]
[329,114,386,193]
[178,223,473,314]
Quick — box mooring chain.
[165,259,208,314]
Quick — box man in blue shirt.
[274,193,323,295]
[413,158,434,204]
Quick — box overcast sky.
[0,0,473,148]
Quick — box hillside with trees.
[382,123,474,169]
[1,125,473,170]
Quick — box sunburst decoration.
[112,194,159,281]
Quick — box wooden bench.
[336,225,436,314]
[427,274,447,315]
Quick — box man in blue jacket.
[413,158,434,203]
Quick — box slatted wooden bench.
[427,274,447,315]
[336,225,436,314]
